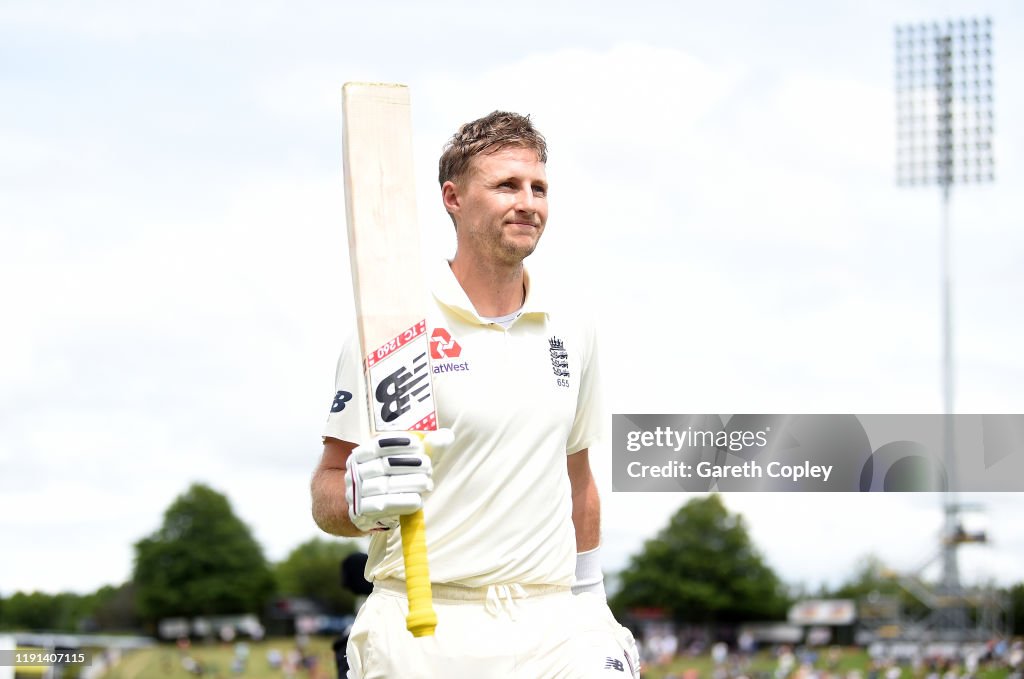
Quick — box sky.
[1,1,1022,599]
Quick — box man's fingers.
[424,428,455,450]
[358,473,433,498]
[355,455,432,480]
[351,436,426,464]
[357,492,424,516]
[377,435,415,448]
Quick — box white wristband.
[571,546,606,598]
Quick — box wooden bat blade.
[342,82,437,434]
[341,81,437,637]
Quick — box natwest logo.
[430,328,462,359]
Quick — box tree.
[826,553,929,620]
[0,593,89,634]
[829,554,892,598]
[0,584,142,633]
[1009,582,1024,635]
[0,592,61,630]
[133,483,275,622]
[88,583,141,631]
[274,537,361,614]
[829,554,908,606]
[611,495,789,623]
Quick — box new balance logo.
[330,390,353,413]
[375,353,431,423]
[604,657,625,672]
[430,328,462,359]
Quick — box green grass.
[98,637,337,679]
[642,648,1012,679]
[92,642,1016,679]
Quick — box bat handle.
[399,429,451,638]
[400,509,436,637]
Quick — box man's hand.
[617,621,641,679]
[344,433,434,532]
[575,592,641,679]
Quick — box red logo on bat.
[430,328,461,359]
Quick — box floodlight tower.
[894,18,994,638]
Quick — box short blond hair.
[438,111,548,186]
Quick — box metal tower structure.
[894,18,995,639]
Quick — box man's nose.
[514,188,536,213]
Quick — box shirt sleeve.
[566,318,604,455]
[322,333,371,444]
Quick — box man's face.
[445,146,548,266]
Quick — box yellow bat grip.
[398,430,442,638]
[400,509,436,637]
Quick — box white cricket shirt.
[323,259,603,588]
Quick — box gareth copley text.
[626,459,834,482]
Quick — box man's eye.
[498,181,515,189]
[533,186,547,196]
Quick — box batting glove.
[619,623,641,679]
[344,430,452,533]
[576,591,641,679]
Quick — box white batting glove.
[344,430,452,533]
[576,591,641,679]
[618,624,641,679]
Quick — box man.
[311,111,638,678]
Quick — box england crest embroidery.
[549,336,570,388]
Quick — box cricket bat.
[341,82,438,638]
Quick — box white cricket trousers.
[346,579,633,678]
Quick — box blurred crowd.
[169,633,325,678]
[638,630,1024,679]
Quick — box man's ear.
[441,180,460,216]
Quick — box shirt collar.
[431,259,549,324]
